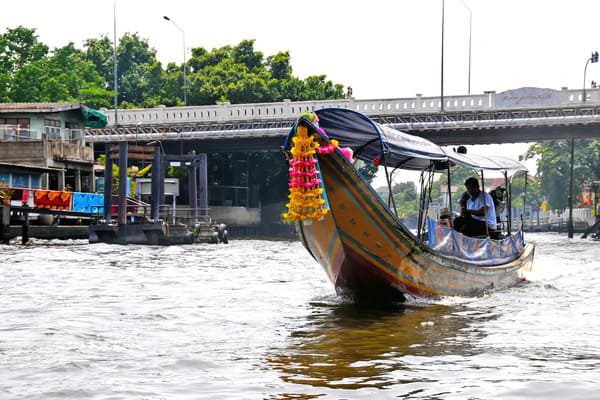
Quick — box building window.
[65,121,82,140]
[0,118,30,140]
[44,119,61,140]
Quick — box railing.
[0,126,85,143]
[92,203,211,226]
[97,87,600,127]
[0,126,42,141]
[511,208,597,231]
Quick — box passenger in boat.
[438,207,452,228]
[453,177,497,237]
[489,186,506,225]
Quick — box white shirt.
[466,191,497,230]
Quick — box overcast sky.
[5,0,597,177]
[5,0,599,98]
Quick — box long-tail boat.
[283,108,534,302]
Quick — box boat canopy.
[312,108,528,173]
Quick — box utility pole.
[440,0,445,112]
[113,0,119,125]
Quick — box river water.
[0,233,599,399]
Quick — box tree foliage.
[526,140,600,209]
[0,26,48,101]
[1,27,348,109]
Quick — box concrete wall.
[47,141,93,168]
[0,140,93,169]
[209,206,260,227]
[0,141,47,165]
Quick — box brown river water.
[1,233,599,399]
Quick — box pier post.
[198,154,208,217]
[1,203,10,244]
[151,147,161,221]
[159,151,166,214]
[188,160,198,224]
[21,210,29,245]
[568,138,575,238]
[104,147,113,222]
[117,141,128,241]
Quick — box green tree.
[11,42,112,107]
[510,175,542,210]
[267,51,292,80]
[83,33,162,107]
[185,39,347,105]
[377,181,419,227]
[232,39,263,72]
[83,36,113,87]
[526,140,600,209]
[0,26,48,101]
[117,33,159,106]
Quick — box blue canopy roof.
[310,108,527,172]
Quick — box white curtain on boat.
[426,217,524,266]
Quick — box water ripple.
[1,234,600,398]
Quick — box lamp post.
[460,0,472,94]
[440,0,445,112]
[113,0,119,125]
[163,16,187,106]
[571,51,599,237]
[583,51,598,103]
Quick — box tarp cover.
[80,105,108,128]
[427,217,524,266]
[308,108,528,172]
[315,108,447,170]
[442,148,527,172]
[72,192,104,214]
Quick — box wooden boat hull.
[297,151,535,302]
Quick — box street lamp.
[569,50,598,236]
[440,0,445,112]
[163,16,187,106]
[582,50,598,103]
[459,0,472,95]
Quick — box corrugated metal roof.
[0,103,82,113]
[0,162,59,172]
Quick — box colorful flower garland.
[283,114,338,222]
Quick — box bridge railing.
[98,88,600,128]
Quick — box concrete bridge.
[87,87,600,149]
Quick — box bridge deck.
[87,87,600,146]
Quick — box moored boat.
[283,109,534,303]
